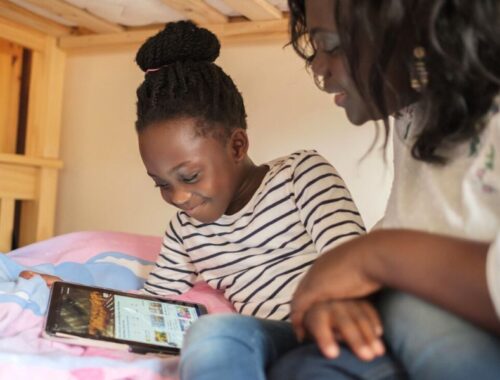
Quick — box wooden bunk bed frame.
[0,17,65,252]
[0,0,288,252]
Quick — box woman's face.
[305,0,374,125]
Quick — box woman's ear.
[228,128,249,162]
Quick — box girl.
[281,1,500,379]
[134,21,402,380]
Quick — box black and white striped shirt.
[143,150,365,320]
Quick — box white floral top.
[380,96,500,317]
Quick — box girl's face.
[138,118,243,223]
[305,0,373,125]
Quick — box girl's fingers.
[330,301,376,361]
[19,271,35,279]
[345,301,385,357]
[19,271,62,287]
[359,301,384,336]
[303,305,340,359]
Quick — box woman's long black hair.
[289,0,500,163]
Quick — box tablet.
[43,281,207,355]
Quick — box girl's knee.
[183,313,262,351]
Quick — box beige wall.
[56,41,393,238]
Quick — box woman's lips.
[334,92,347,107]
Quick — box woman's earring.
[410,46,428,92]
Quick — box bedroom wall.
[55,41,393,238]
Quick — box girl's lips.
[184,200,205,216]
[334,92,347,107]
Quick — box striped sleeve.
[291,151,365,253]
[142,215,197,296]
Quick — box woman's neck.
[225,157,269,215]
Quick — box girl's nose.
[172,189,192,206]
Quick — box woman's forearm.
[366,229,500,334]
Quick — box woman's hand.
[291,232,383,340]
[303,299,385,361]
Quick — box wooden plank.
[0,15,47,51]
[0,162,37,200]
[0,153,63,169]
[19,167,58,246]
[222,31,288,45]
[59,18,289,50]
[23,0,124,33]
[222,0,282,20]
[161,0,228,24]
[0,198,15,252]
[0,0,72,37]
[0,38,22,154]
[24,37,66,158]
[208,18,287,37]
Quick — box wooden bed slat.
[0,198,15,252]
[19,167,59,246]
[0,162,37,200]
[0,38,22,154]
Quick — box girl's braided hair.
[135,21,247,139]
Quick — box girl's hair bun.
[136,20,220,72]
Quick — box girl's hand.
[291,233,383,340]
[303,299,385,361]
[19,270,62,287]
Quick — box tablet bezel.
[44,281,207,355]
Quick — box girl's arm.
[291,229,500,337]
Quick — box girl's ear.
[228,128,249,162]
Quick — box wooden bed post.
[19,37,65,246]
[0,17,65,250]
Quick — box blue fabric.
[179,314,404,380]
[0,252,152,315]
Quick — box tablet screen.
[46,282,204,351]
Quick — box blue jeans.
[378,291,500,380]
[179,314,405,380]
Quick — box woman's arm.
[367,229,499,333]
[291,229,500,337]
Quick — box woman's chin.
[346,111,371,126]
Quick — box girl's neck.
[225,157,269,215]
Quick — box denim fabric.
[269,344,405,380]
[180,313,404,380]
[379,291,500,380]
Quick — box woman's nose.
[311,50,329,79]
[171,189,192,206]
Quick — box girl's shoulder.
[266,149,331,172]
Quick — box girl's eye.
[182,173,199,184]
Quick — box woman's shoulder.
[477,94,500,147]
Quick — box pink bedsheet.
[0,231,235,380]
